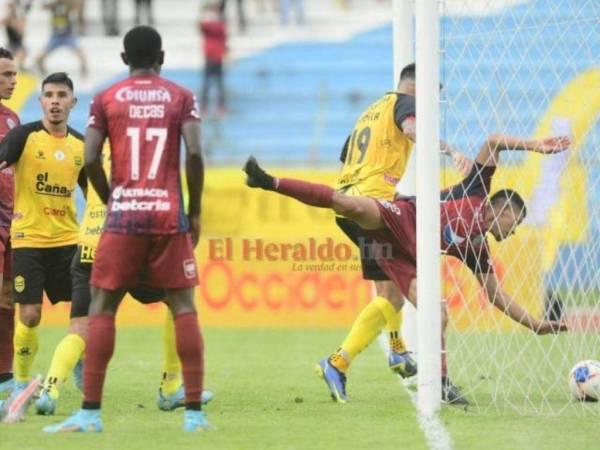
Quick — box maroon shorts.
[91,232,199,290]
[370,199,417,298]
[0,227,12,280]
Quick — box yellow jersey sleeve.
[78,149,111,249]
[9,121,85,248]
[335,93,415,200]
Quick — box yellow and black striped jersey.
[336,93,415,200]
[0,121,86,248]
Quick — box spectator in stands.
[219,0,247,33]
[101,0,118,36]
[73,0,86,35]
[200,1,227,117]
[279,0,304,25]
[2,0,31,70]
[134,0,154,26]
[255,0,278,14]
[36,0,88,78]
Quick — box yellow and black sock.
[161,310,182,396]
[386,307,408,354]
[43,333,85,399]
[13,321,39,383]
[329,297,395,373]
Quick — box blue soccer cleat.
[157,385,215,411]
[315,358,348,403]
[183,410,212,432]
[35,390,56,415]
[43,409,103,433]
[73,359,83,392]
[6,380,31,408]
[1,379,41,423]
[9,380,28,396]
[201,389,215,405]
[389,350,418,378]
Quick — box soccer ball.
[568,360,600,402]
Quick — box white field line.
[377,335,453,450]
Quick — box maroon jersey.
[373,163,495,281]
[0,103,20,228]
[88,74,200,235]
[440,163,494,274]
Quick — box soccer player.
[243,132,570,403]
[36,146,215,414]
[0,72,85,402]
[330,63,471,386]
[0,48,20,401]
[44,26,208,433]
[35,148,214,415]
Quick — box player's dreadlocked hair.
[490,189,527,218]
[123,26,163,69]
[0,48,13,60]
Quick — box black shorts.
[12,245,77,304]
[70,245,166,319]
[336,217,389,281]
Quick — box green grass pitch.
[0,327,597,450]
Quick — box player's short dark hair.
[400,63,415,81]
[123,26,162,69]
[41,72,74,92]
[490,189,527,218]
[0,48,14,60]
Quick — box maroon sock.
[275,178,335,208]
[0,307,14,375]
[441,335,448,379]
[174,312,204,407]
[82,314,116,407]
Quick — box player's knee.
[19,306,41,327]
[69,317,87,339]
[375,281,404,310]
[165,289,196,316]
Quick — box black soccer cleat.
[441,377,470,407]
[244,156,275,190]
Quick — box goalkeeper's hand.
[534,319,568,335]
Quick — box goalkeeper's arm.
[476,272,567,335]
[475,134,571,167]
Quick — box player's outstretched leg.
[244,157,384,230]
[244,156,335,208]
[244,156,276,190]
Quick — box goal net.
[438,0,600,414]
